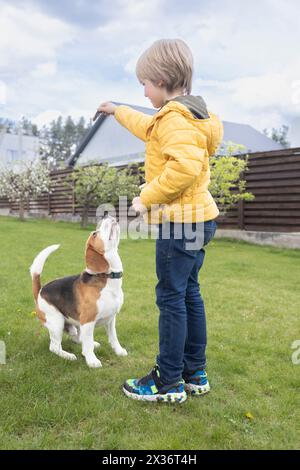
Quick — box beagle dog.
[29,213,127,368]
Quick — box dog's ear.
[85,233,109,273]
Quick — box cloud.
[16,72,145,126]
[0,80,7,105]
[31,62,57,78]
[23,0,117,27]
[193,53,300,129]
[0,0,299,144]
[0,3,76,77]
[31,109,63,127]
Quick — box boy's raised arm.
[114,105,153,142]
[140,112,205,209]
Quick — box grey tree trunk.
[81,206,89,228]
[19,199,25,221]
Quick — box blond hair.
[136,38,194,95]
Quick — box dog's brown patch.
[35,232,110,327]
[32,273,41,302]
[35,305,46,324]
[40,275,80,320]
[85,233,109,273]
[77,275,107,325]
[40,272,107,324]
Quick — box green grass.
[0,215,299,450]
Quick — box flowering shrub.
[0,160,52,220]
[66,162,141,228]
[210,141,255,215]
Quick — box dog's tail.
[30,245,60,302]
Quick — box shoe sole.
[184,382,210,396]
[123,387,187,404]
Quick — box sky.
[0,0,299,144]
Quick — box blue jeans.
[155,219,218,385]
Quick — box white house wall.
[77,115,146,166]
[0,132,39,169]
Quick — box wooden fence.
[1,147,300,232]
[217,147,300,232]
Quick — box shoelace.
[137,365,161,387]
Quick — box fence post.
[72,178,75,216]
[237,170,245,230]
[237,198,244,230]
[48,192,51,215]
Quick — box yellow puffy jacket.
[114,96,223,224]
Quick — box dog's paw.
[83,353,102,368]
[93,341,101,349]
[87,358,102,368]
[115,347,128,357]
[64,352,77,361]
[50,346,77,361]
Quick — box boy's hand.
[94,101,117,120]
[132,196,147,215]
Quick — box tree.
[209,141,255,215]
[0,160,52,220]
[39,115,92,169]
[263,125,290,148]
[19,116,39,136]
[71,164,118,228]
[39,116,65,168]
[67,162,140,228]
[114,163,142,204]
[0,117,16,133]
[0,116,38,135]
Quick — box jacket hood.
[152,95,223,156]
[164,94,210,119]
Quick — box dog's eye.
[92,231,97,238]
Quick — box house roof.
[67,101,283,167]
[67,101,156,167]
[221,120,283,154]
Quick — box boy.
[97,38,223,403]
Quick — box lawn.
[0,215,299,450]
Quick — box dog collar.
[85,269,123,279]
[98,271,123,279]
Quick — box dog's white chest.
[96,279,124,325]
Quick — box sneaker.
[183,368,210,396]
[123,365,187,403]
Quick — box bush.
[210,142,255,215]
